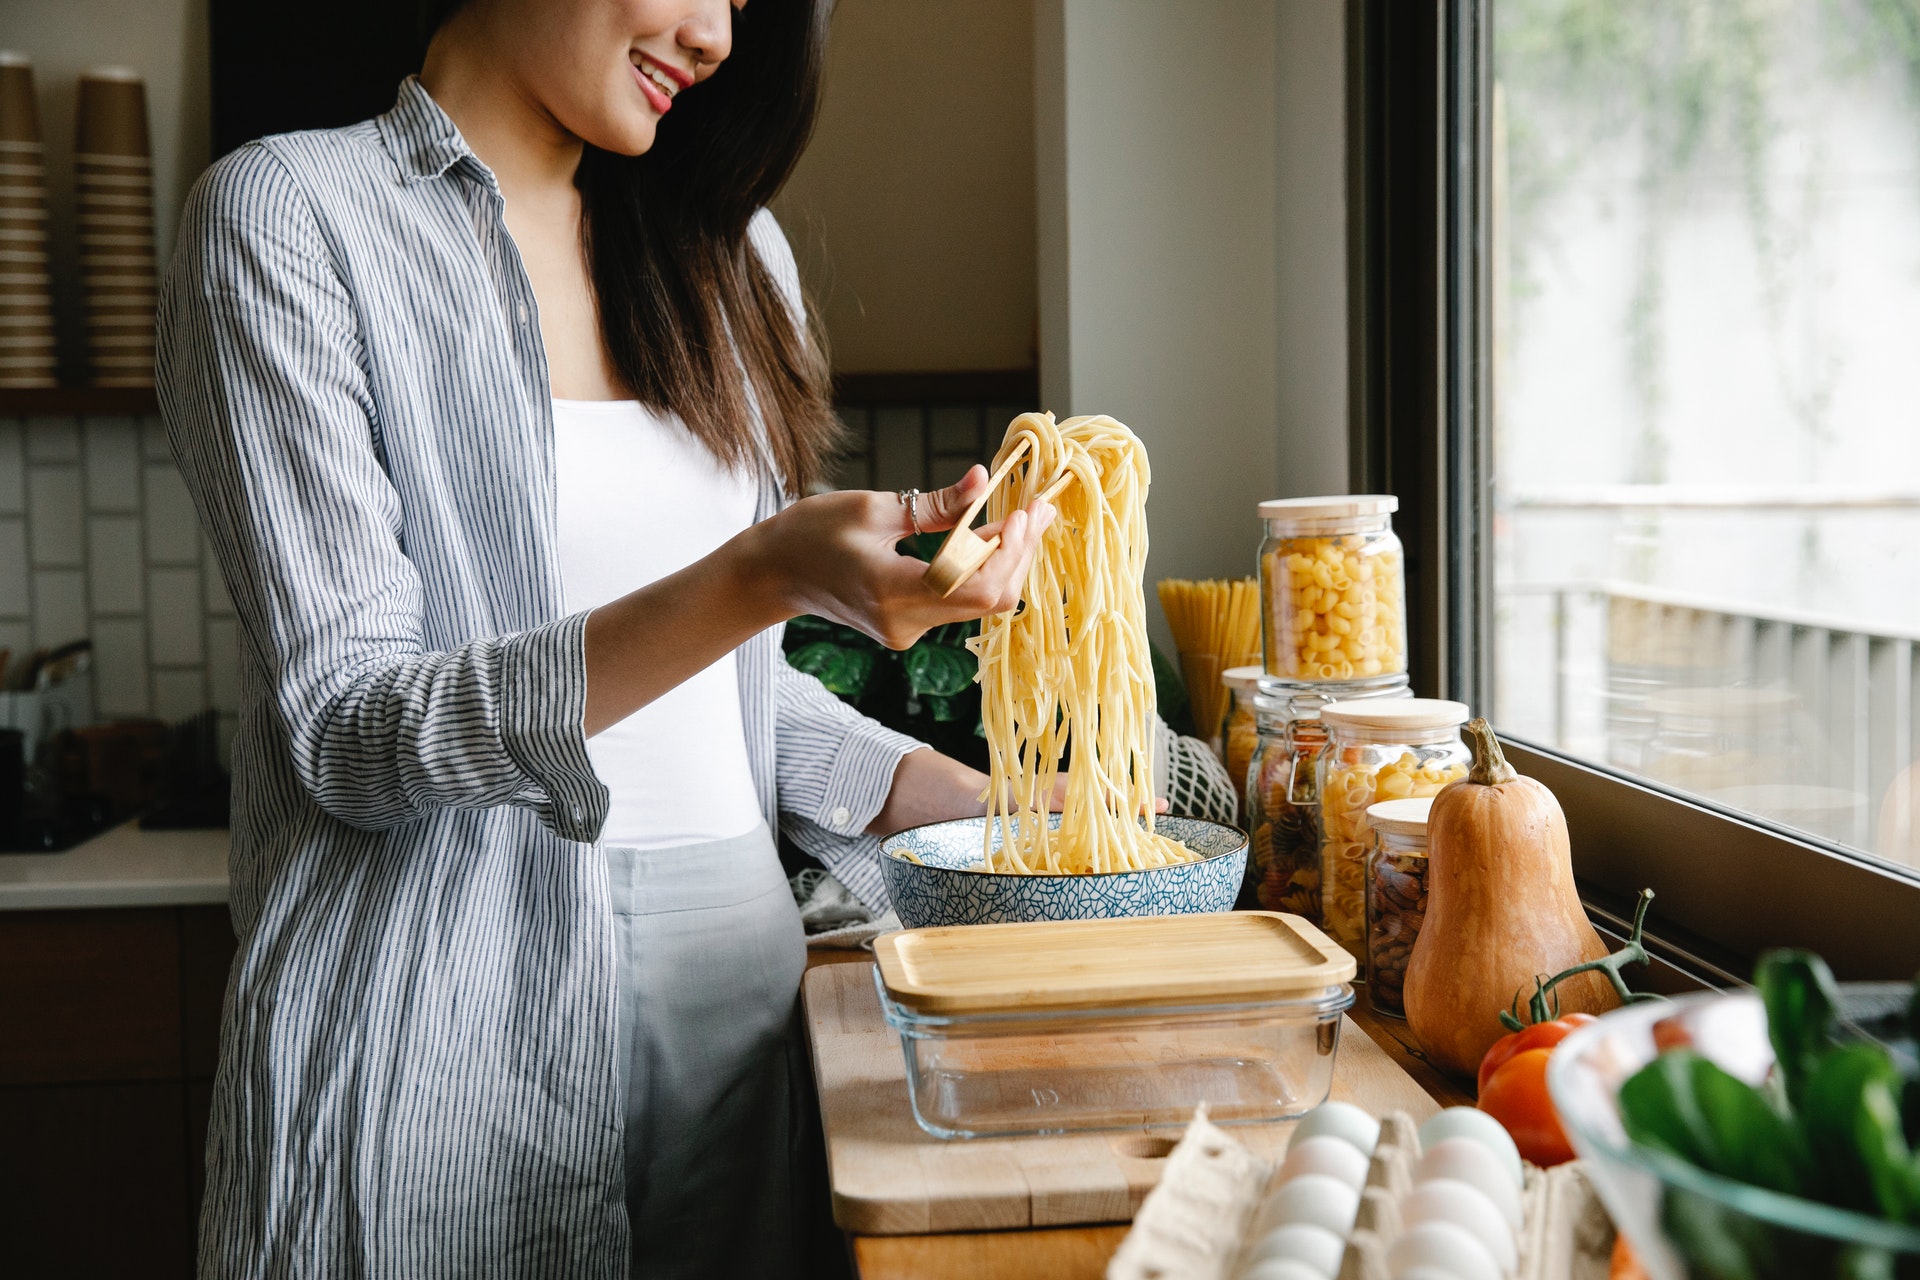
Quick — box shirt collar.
[376,76,498,192]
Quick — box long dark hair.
[419,0,840,494]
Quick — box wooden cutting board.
[803,960,1442,1236]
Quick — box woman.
[156,1,1054,1275]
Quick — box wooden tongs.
[921,436,1073,597]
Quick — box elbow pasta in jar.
[1241,674,1410,919]
[1257,496,1407,682]
[1316,699,1470,972]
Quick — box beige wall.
[1274,0,1351,500]
[773,0,1038,374]
[1036,0,1350,652]
[1037,0,1282,649]
[4,0,211,385]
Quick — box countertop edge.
[0,821,232,913]
[0,879,231,911]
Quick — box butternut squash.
[1403,718,1618,1081]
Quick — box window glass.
[1491,0,1920,872]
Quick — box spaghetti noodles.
[969,412,1197,874]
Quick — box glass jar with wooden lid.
[1364,795,1435,1019]
[1257,495,1407,682]
[1316,699,1470,971]
[1242,673,1410,917]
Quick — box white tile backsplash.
[203,535,233,616]
[91,617,150,717]
[872,406,927,494]
[32,568,86,648]
[0,419,23,514]
[14,415,220,726]
[0,621,30,676]
[0,518,25,618]
[143,462,203,565]
[147,567,205,665]
[141,417,172,461]
[928,405,983,454]
[205,617,240,714]
[152,668,208,722]
[84,417,142,512]
[25,416,79,462]
[26,464,84,567]
[88,516,145,614]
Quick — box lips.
[632,63,674,114]
[631,52,690,114]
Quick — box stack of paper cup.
[75,67,156,388]
[0,52,57,388]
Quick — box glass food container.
[1257,496,1407,682]
[873,912,1357,1139]
[1317,699,1470,972]
[1242,673,1410,918]
[1363,796,1434,1020]
[1221,664,1263,806]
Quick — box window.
[1489,0,1920,872]
[1349,0,1920,977]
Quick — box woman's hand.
[581,467,1053,736]
[745,466,1057,651]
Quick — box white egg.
[1257,1173,1361,1238]
[1386,1221,1502,1280]
[1290,1101,1381,1157]
[1414,1139,1523,1229]
[1417,1108,1524,1185]
[1278,1134,1372,1190]
[1240,1259,1332,1280]
[1399,1179,1517,1272]
[1243,1222,1346,1278]
[1391,1269,1469,1280]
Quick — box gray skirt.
[605,824,807,1280]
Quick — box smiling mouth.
[634,58,681,102]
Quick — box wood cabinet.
[0,905,235,1279]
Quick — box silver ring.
[898,487,922,535]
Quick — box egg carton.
[1107,1106,1615,1280]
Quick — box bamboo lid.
[1364,796,1435,838]
[1320,698,1470,734]
[873,911,1356,1016]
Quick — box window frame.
[1344,0,1920,981]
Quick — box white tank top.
[551,398,764,849]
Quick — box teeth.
[639,63,678,98]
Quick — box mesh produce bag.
[1157,719,1240,826]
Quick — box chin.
[593,113,659,158]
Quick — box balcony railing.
[1497,485,1920,871]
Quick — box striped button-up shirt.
[157,77,920,1278]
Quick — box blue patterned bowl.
[879,815,1249,928]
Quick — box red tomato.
[1475,1013,1597,1096]
[1651,1011,1695,1055]
[1478,1047,1577,1166]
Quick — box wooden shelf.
[1,387,159,417]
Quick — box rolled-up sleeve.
[748,208,926,908]
[772,659,923,910]
[157,144,607,841]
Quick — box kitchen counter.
[800,950,1471,1280]
[0,821,230,911]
